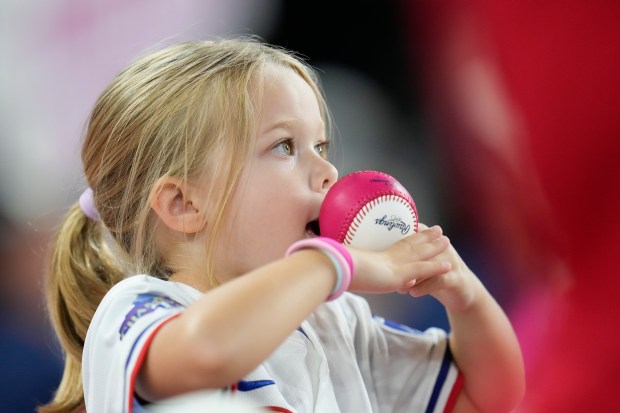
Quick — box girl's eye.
[315,141,330,159]
[273,139,295,156]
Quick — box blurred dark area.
[0,211,63,412]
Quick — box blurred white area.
[0,0,280,224]
[147,391,262,413]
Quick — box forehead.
[252,63,318,102]
[252,64,323,128]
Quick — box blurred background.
[1,0,618,411]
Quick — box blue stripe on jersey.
[132,397,149,412]
[238,379,276,391]
[379,317,423,335]
[297,326,309,340]
[425,344,453,413]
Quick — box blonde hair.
[40,38,330,413]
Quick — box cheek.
[225,185,284,244]
[219,165,307,273]
[237,188,301,249]
[243,186,292,233]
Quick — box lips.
[305,220,321,237]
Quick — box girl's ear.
[150,176,208,234]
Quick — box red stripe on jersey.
[444,372,464,413]
[127,313,182,413]
[264,407,294,412]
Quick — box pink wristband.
[285,237,354,301]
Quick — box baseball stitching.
[344,194,418,245]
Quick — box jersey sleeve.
[331,294,462,413]
[82,275,188,413]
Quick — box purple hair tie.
[79,187,99,221]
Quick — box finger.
[394,230,449,260]
[409,272,450,298]
[397,278,417,294]
[400,225,443,247]
[419,224,443,238]
[418,223,444,234]
[400,261,451,286]
[408,235,451,261]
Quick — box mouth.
[305,220,321,237]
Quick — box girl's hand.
[347,224,453,294]
[398,224,481,313]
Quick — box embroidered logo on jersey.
[119,293,183,340]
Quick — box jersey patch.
[119,293,183,340]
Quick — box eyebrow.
[262,119,326,136]
[262,119,295,134]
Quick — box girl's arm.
[139,227,451,401]
[137,227,451,400]
[139,249,337,400]
[407,242,526,413]
[448,278,525,413]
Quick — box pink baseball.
[319,170,419,251]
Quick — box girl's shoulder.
[85,275,200,356]
[104,274,202,307]
[87,275,202,340]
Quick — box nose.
[312,158,338,194]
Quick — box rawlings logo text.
[374,215,411,235]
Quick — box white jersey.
[83,275,461,413]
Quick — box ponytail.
[39,203,125,413]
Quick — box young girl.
[41,38,524,413]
